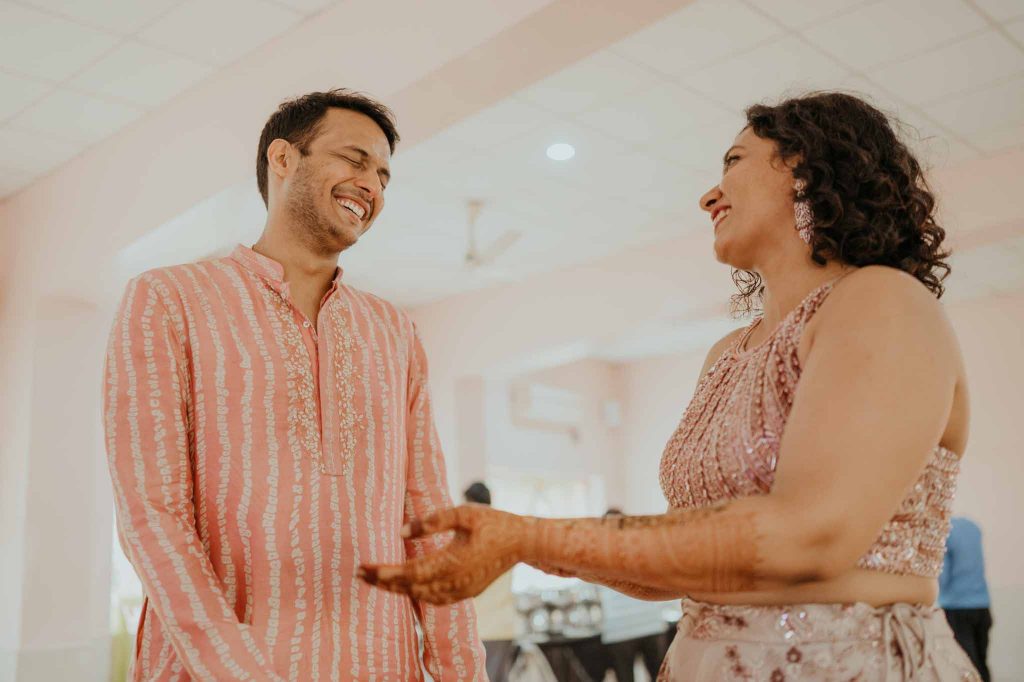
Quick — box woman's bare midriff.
[689,568,937,608]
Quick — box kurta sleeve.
[103,274,282,681]
[404,323,487,680]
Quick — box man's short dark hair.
[255,88,400,207]
[464,481,491,506]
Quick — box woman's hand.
[358,504,534,605]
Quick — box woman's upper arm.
[769,267,961,575]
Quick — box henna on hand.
[359,502,761,606]
[358,505,533,605]
[524,505,760,595]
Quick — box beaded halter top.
[658,279,959,577]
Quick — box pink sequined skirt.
[658,599,979,681]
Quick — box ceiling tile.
[547,149,678,206]
[646,116,747,173]
[20,0,179,34]
[610,0,783,77]
[575,83,729,146]
[10,90,143,144]
[424,121,637,215]
[743,0,870,29]
[971,0,1024,21]
[420,150,534,203]
[0,165,39,198]
[509,125,634,195]
[517,178,609,220]
[0,2,119,81]
[139,0,302,66]
[680,36,850,112]
[870,31,1024,105]
[391,129,477,182]
[630,167,714,218]
[838,75,978,169]
[0,126,84,174]
[441,97,551,152]
[517,50,669,115]
[1007,19,1024,43]
[927,74,1024,136]
[967,121,1024,154]
[950,241,1024,295]
[271,0,337,14]
[0,71,51,120]
[71,41,212,108]
[437,121,640,218]
[802,0,987,70]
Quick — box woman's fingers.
[360,554,478,604]
[402,506,469,540]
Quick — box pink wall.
[511,359,628,508]
[619,350,708,515]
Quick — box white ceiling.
[12,0,1024,361]
[344,0,1024,305]
[0,0,339,197]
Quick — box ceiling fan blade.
[477,230,522,265]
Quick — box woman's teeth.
[713,208,731,228]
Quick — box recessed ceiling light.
[546,142,575,161]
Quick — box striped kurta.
[104,245,485,681]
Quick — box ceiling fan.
[463,199,522,274]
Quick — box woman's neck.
[758,258,853,330]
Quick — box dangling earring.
[794,179,813,244]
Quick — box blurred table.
[528,632,607,682]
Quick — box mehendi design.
[359,504,759,605]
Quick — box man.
[940,516,993,682]
[463,482,520,681]
[104,90,485,681]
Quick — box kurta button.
[303,320,311,328]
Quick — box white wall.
[469,359,626,510]
[945,293,1024,680]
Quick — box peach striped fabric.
[104,245,485,681]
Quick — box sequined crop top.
[658,279,959,577]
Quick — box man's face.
[281,108,392,253]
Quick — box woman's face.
[699,127,800,271]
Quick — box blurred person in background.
[464,481,521,681]
[598,509,672,682]
[940,516,993,681]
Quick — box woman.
[359,92,980,680]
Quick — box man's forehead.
[316,108,391,156]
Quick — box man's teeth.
[714,208,731,227]
[336,197,366,219]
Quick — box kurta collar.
[230,244,344,294]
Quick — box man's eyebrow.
[341,145,369,158]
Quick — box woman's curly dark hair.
[732,92,950,314]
